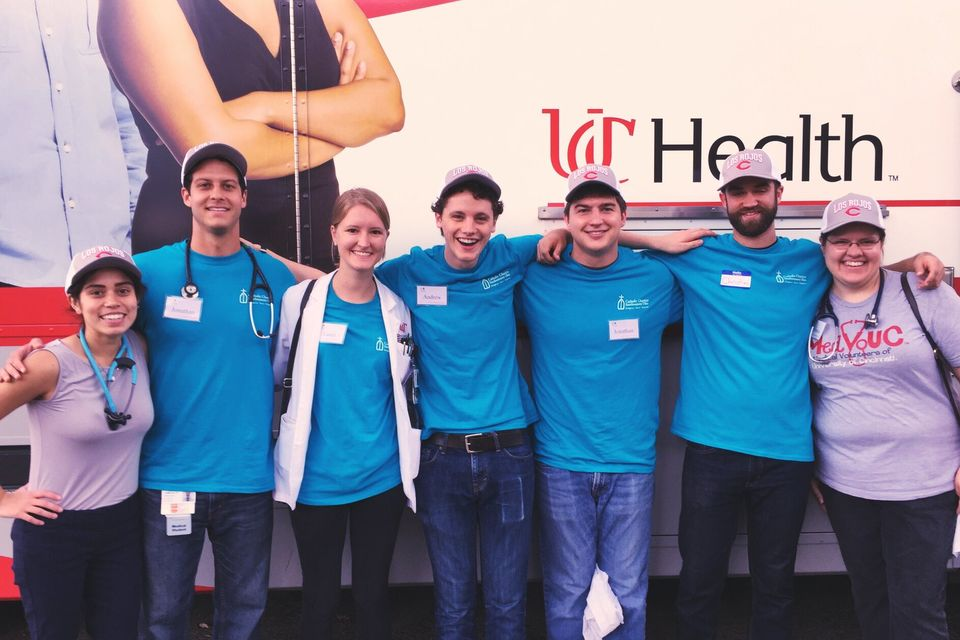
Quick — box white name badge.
[719,270,752,288]
[160,490,196,516]
[416,285,447,306]
[164,296,203,321]
[609,319,640,341]
[320,322,348,344]
[166,514,192,537]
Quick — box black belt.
[427,428,528,454]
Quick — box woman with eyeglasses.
[0,246,153,640]
[809,193,960,640]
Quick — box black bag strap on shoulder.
[279,279,317,416]
[900,272,960,427]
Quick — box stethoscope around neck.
[181,239,275,339]
[807,270,884,364]
[79,331,138,430]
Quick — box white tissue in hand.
[582,566,624,640]
[952,514,960,556]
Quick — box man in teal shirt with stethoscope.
[132,142,295,639]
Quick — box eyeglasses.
[825,237,882,250]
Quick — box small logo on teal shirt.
[238,288,270,304]
[775,270,808,285]
[616,294,649,310]
[481,270,511,291]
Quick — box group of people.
[0,143,958,640]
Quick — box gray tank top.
[26,333,153,510]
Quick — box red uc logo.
[736,160,751,170]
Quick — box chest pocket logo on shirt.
[775,270,808,285]
[481,270,512,290]
[616,295,650,311]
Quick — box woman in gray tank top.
[0,246,153,640]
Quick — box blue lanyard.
[78,332,137,426]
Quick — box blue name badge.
[719,270,752,288]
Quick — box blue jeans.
[12,494,141,640]
[821,483,956,640]
[676,442,812,640]
[414,435,535,640]
[537,463,655,640]
[139,489,273,640]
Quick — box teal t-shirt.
[376,234,540,437]
[134,241,296,492]
[654,234,829,461]
[298,288,400,505]
[518,247,682,472]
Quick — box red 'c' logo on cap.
[846,207,861,217]
[736,160,751,170]
[584,171,598,179]
[95,250,116,258]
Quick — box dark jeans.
[676,442,812,640]
[11,493,142,640]
[140,489,273,640]
[821,483,956,640]
[415,434,535,640]
[289,484,406,640]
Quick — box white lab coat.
[272,272,420,511]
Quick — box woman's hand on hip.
[0,487,63,526]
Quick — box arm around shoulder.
[0,338,44,382]
[885,251,944,289]
[0,350,60,420]
[620,228,715,253]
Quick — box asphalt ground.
[4,575,960,639]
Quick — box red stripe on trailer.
[358,0,459,18]
[0,557,20,600]
[0,288,78,346]
[0,554,210,600]
[545,199,960,208]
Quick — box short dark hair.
[819,227,886,246]
[184,157,247,192]
[431,180,504,217]
[719,177,780,195]
[563,185,627,218]
[67,270,146,302]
